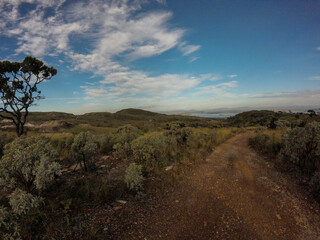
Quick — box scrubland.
[0,109,320,239]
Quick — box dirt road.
[107,133,320,240]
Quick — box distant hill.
[27,112,75,122]
[15,108,220,129]
[115,108,160,116]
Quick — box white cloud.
[178,41,201,56]
[199,74,221,81]
[0,0,211,103]
[310,76,320,80]
[194,81,238,97]
[250,89,320,98]
[317,46,320,51]
[84,88,107,98]
[227,74,238,78]
[189,56,199,62]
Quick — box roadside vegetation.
[1,107,320,239]
[0,109,238,239]
[248,118,320,202]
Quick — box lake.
[190,113,237,118]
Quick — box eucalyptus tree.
[0,56,57,136]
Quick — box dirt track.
[108,133,320,240]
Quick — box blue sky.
[0,0,320,113]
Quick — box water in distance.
[190,113,237,119]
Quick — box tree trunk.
[17,122,24,137]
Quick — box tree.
[0,56,57,136]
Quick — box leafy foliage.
[0,136,61,193]
[0,207,21,240]
[0,136,61,239]
[71,131,97,171]
[124,163,144,194]
[8,189,42,215]
[0,133,13,159]
[280,122,320,173]
[112,125,142,159]
[0,56,57,136]
[248,130,283,157]
[131,132,168,172]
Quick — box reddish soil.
[101,133,320,240]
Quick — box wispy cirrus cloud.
[227,74,238,78]
[194,81,238,97]
[310,76,320,80]
[250,89,320,99]
[178,41,201,56]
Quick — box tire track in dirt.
[114,133,320,240]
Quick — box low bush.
[124,163,144,197]
[248,130,283,157]
[280,122,320,173]
[50,136,74,167]
[71,131,97,171]
[0,133,14,159]
[0,136,61,239]
[97,132,115,155]
[112,125,142,159]
[131,132,168,172]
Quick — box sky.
[0,0,320,114]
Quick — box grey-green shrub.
[0,134,13,159]
[124,163,144,193]
[0,136,61,239]
[71,131,97,171]
[50,136,74,167]
[8,189,42,215]
[280,122,320,173]
[113,125,142,159]
[131,132,168,172]
[0,207,21,240]
[0,136,61,193]
[165,123,193,147]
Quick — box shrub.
[71,131,97,171]
[280,122,320,173]
[0,134,14,159]
[112,125,142,159]
[0,207,21,240]
[8,189,42,215]
[97,133,115,155]
[114,125,142,145]
[131,132,168,172]
[0,136,61,239]
[50,136,74,167]
[124,163,144,194]
[0,136,61,194]
[164,122,193,147]
[248,130,283,157]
